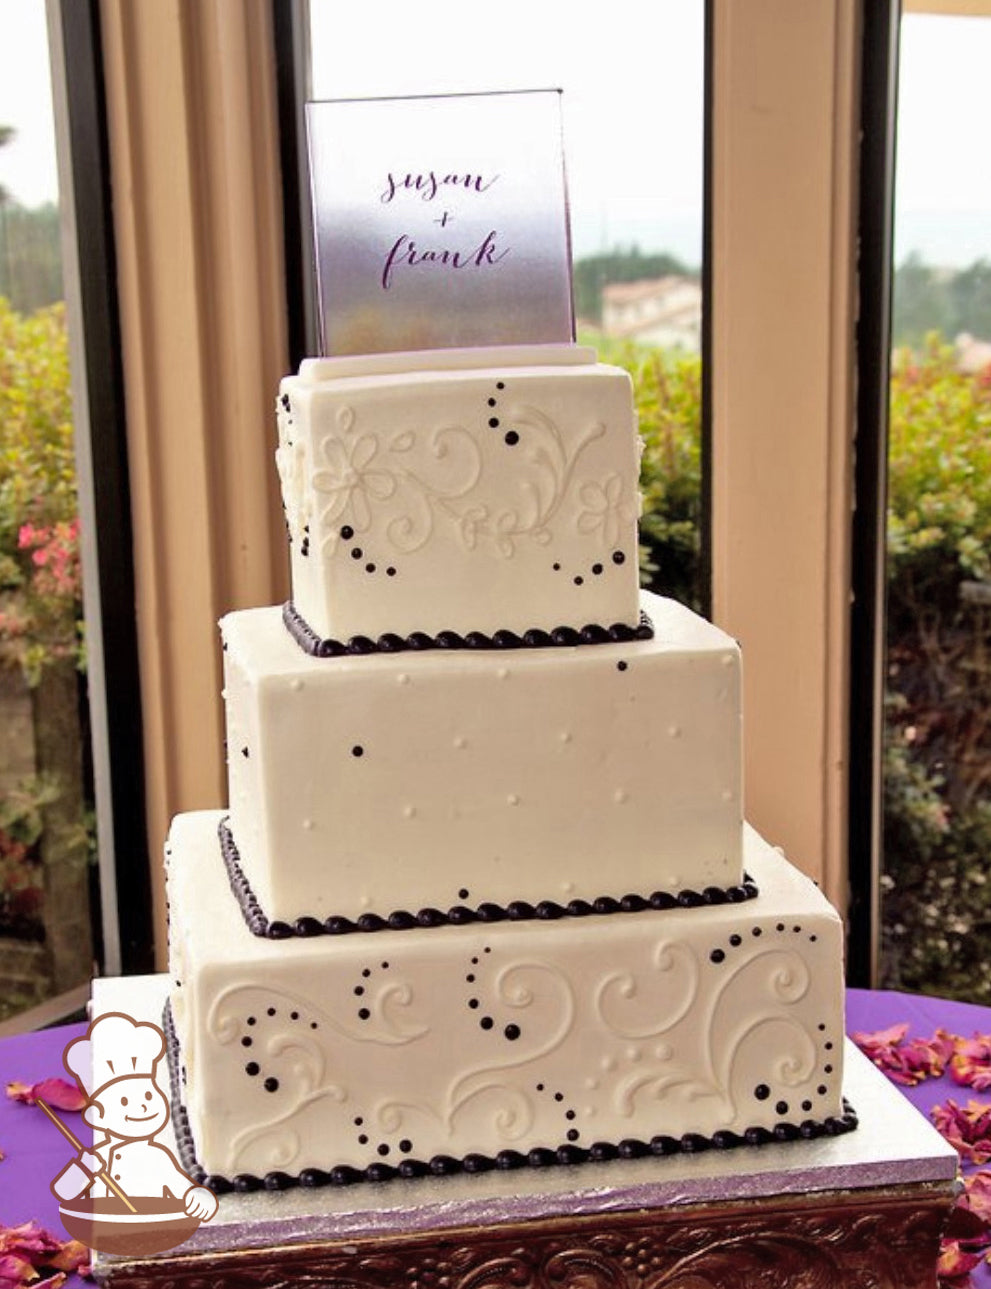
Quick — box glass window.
[881,9,991,999]
[305,0,707,608]
[0,1,95,1025]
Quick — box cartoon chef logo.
[48,1012,217,1256]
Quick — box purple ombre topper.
[305,89,575,356]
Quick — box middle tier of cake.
[222,591,743,926]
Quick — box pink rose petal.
[5,1078,85,1112]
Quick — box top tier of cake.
[276,345,642,644]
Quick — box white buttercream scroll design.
[442,960,575,1142]
[307,399,632,561]
[210,979,429,1172]
[604,945,818,1125]
[275,402,309,543]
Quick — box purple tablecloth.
[1,991,988,1285]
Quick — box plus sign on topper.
[306,89,575,355]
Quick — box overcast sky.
[0,3,988,267]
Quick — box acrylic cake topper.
[305,89,575,355]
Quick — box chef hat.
[63,1011,166,1099]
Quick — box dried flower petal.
[5,1078,85,1113]
[937,1238,982,1282]
[951,1036,991,1092]
[932,1099,991,1165]
[0,1223,92,1287]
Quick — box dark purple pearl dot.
[825,1041,834,1051]
[710,949,725,964]
[241,1037,252,1047]
[617,661,628,672]
[592,563,603,575]
[553,563,561,571]
[776,1101,789,1115]
[358,1133,368,1144]
[351,547,363,559]
[554,1092,564,1102]
[754,1084,770,1101]
[802,1100,812,1112]
[458,888,469,899]
[753,927,762,936]
[358,1008,370,1020]
[381,962,389,969]
[504,1024,521,1041]
[565,1109,576,1120]
[824,1064,833,1074]
[354,986,364,996]
[489,417,500,428]
[264,1077,279,1093]
[730,935,742,946]
[365,563,376,573]
[496,381,505,389]
[245,1062,259,1076]
[354,1117,363,1125]
[567,1129,579,1141]
[363,968,371,977]
[267,1007,276,1016]
[466,973,475,983]
[468,998,479,1009]
[487,398,496,407]
[399,1138,412,1152]
[612,550,625,564]
[817,1085,828,1095]
[352,745,364,757]
[377,1144,390,1157]
[310,1021,318,1029]
[290,1011,299,1020]
[504,431,519,446]
[480,1016,494,1030]
[574,575,584,586]
[386,566,397,576]
[536,1083,544,1091]
[247,1016,256,1026]
[341,525,354,539]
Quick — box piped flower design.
[577,473,633,549]
[312,431,396,533]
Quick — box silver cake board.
[88,974,958,1285]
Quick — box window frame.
[46,0,153,983]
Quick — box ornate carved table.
[91,976,958,1288]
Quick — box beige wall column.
[100,0,290,961]
[710,0,860,908]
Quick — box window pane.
[306,1,706,608]
[0,1,96,1024]
[881,11,991,1000]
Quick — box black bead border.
[164,1001,857,1195]
[217,817,759,941]
[282,601,655,659]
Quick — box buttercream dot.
[668,725,682,738]
[290,679,303,692]
[559,730,573,743]
[507,793,520,806]
[302,818,314,831]
[626,1047,642,1062]
[613,788,629,804]
[403,805,417,819]
[453,735,467,749]
[497,667,509,680]
[397,673,410,685]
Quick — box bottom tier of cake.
[165,811,852,1187]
